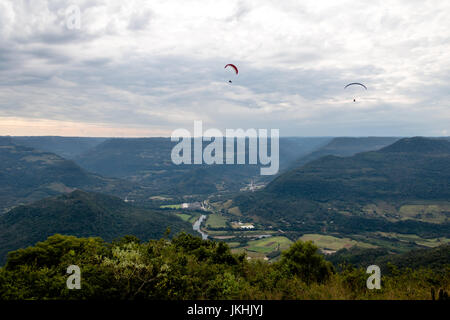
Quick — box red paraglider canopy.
[224,64,238,75]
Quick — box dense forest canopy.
[0,233,448,300]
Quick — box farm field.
[206,230,276,237]
[227,242,241,248]
[176,213,192,222]
[245,236,293,254]
[205,213,228,229]
[231,248,268,260]
[398,204,450,224]
[299,234,376,251]
[363,202,450,224]
[373,232,450,248]
[174,212,202,224]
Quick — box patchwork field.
[173,198,449,261]
[398,204,450,224]
[205,213,228,229]
[299,234,376,251]
[206,230,276,238]
[363,202,450,224]
[176,213,192,222]
[245,236,293,254]
[374,232,450,248]
[227,242,242,248]
[175,212,201,224]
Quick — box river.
[193,215,208,240]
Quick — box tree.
[279,240,333,284]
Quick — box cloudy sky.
[0,0,449,137]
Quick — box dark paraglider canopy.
[345,83,367,102]
[344,82,367,90]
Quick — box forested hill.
[327,244,450,273]
[0,233,448,300]
[264,137,450,202]
[379,136,450,154]
[291,136,400,169]
[0,190,193,264]
[233,137,450,233]
[0,141,133,212]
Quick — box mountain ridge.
[233,137,450,235]
[0,141,133,212]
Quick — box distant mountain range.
[2,136,403,200]
[0,190,193,264]
[0,136,333,210]
[2,135,448,210]
[10,136,106,160]
[73,137,331,196]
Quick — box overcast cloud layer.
[0,0,449,137]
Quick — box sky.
[0,0,449,137]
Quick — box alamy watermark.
[171,121,279,175]
[66,5,81,30]
[366,265,381,290]
[67,265,81,289]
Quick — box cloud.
[0,0,449,136]
[128,9,153,30]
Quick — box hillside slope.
[266,137,450,201]
[327,244,450,272]
[234,137,450,234]
[0,141,132,212]
[0,190,193,264]
[292,137,400,169]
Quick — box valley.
[163,196,450,262]
[1,135,449,266]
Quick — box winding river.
[193,215,208,240]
